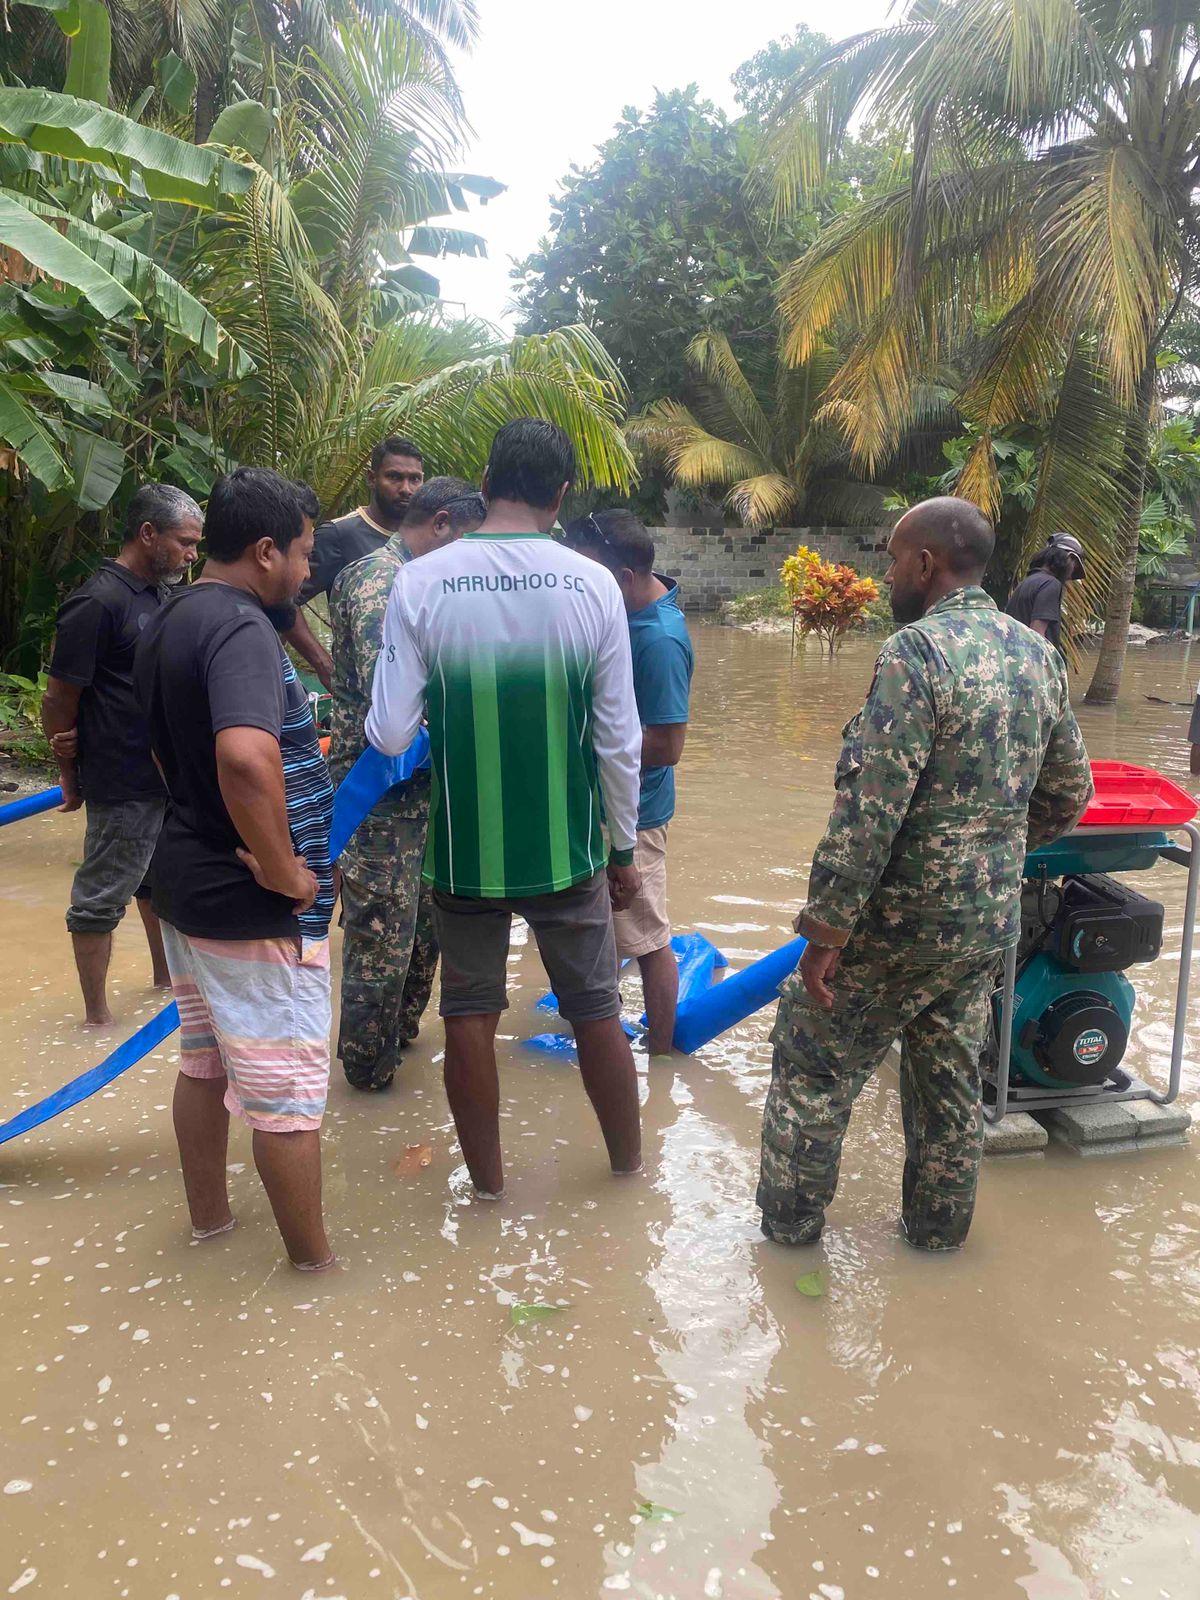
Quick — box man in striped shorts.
[135,468,336,1270]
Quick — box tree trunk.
[194,67,221,144]
[1084,359,1156,706]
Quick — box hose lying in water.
[0,1003,180,1148]
[0,729,430,1148]
[525,930,809,1057]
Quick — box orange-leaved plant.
[781,544,878,654]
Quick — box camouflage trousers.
[337,805,438,1091]
[757,945,1000,1251]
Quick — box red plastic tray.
[1078,760,1198,829]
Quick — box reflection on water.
[1,626,1198,1599]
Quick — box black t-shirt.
[48,558,166,802]
[134,582,307,940]
[300,510,389,602]
[1007,571,1064,649]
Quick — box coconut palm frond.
[314,324,634,510]
[725,472,803,526]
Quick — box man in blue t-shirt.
[566,510,694,1054]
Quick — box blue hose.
[0,1002,180,1147]
[0,730,429,1150]
[329,732,431,860]
[0,786,63,827]
[671,935,807,1054]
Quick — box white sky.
[432,0,892,330]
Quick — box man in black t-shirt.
[1006,535,1085,652]
[134,466,335,1271]
[42,484,202,1026]
[282,435,424,687]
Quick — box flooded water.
[2,625,1199,1600]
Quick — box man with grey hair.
[42,482,203,1026]
[329,475,485,1090]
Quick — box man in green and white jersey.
[367,419,643,1197]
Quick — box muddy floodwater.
[3,625,1200,1600]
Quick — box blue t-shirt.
[629,580,693,830]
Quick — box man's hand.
[50,727,82,810]
[236,848,319,913]
[311,648,333,694]
[799,941,842,1010]
[56,770,83,813]
[607,861,641,913]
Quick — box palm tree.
[630,329,884,526]
[185,14,633,500]
[767,0,1200,701]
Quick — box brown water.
[2,626,1199,1600]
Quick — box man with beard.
[758,498,1094,1253]
[283,437,425,688]
[134,468,336,1270]
[42,484,202,1026]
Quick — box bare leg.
[638,945,679,1057]
[573,1016,642,1174]
[252,1129,332,1267]
[71,930,114,1026]
[173,1073,233,1234]
[135,898,172,988]
[443,1014,504,1195]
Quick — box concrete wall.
[649,526,891,613]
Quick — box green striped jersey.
[366,531,641,898]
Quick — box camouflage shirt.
[800,587,1094,959]
[328,534,431,812]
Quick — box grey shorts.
[433,871,620,1024]
[66,797,166,936]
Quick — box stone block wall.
[647,526,891,612]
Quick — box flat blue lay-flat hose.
[0,735,427,1148]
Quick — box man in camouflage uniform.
[329,477,485,1091]
[759,497,1095,1250]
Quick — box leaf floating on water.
[392,1144,433,1177]
[794,1271,825,1298]
[509,1301,569,1328]
[635,1500,682,1522]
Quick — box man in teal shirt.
[566,510,695,1054]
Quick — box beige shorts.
[612,825,671,959]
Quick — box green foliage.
[767,0,1200,700]
[512,47,899,515]
[0,668,50,761]
[631,329,885,527]
[724,585,793,624]
[0,1,633,667]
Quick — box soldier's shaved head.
[894,496,995,578]
[886,496,995,625]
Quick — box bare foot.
[612,1161,644,1177]
[290,1253,338,1272]
[191,1216,237,1243]
[81,1014,116,1031]
[152,976,173,992]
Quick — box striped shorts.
[161,922,331,1133]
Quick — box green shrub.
[0,671,52,765]
[724,585,793,623]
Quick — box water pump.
[986,762,1199,1121]
[1006,873,1162,1089]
